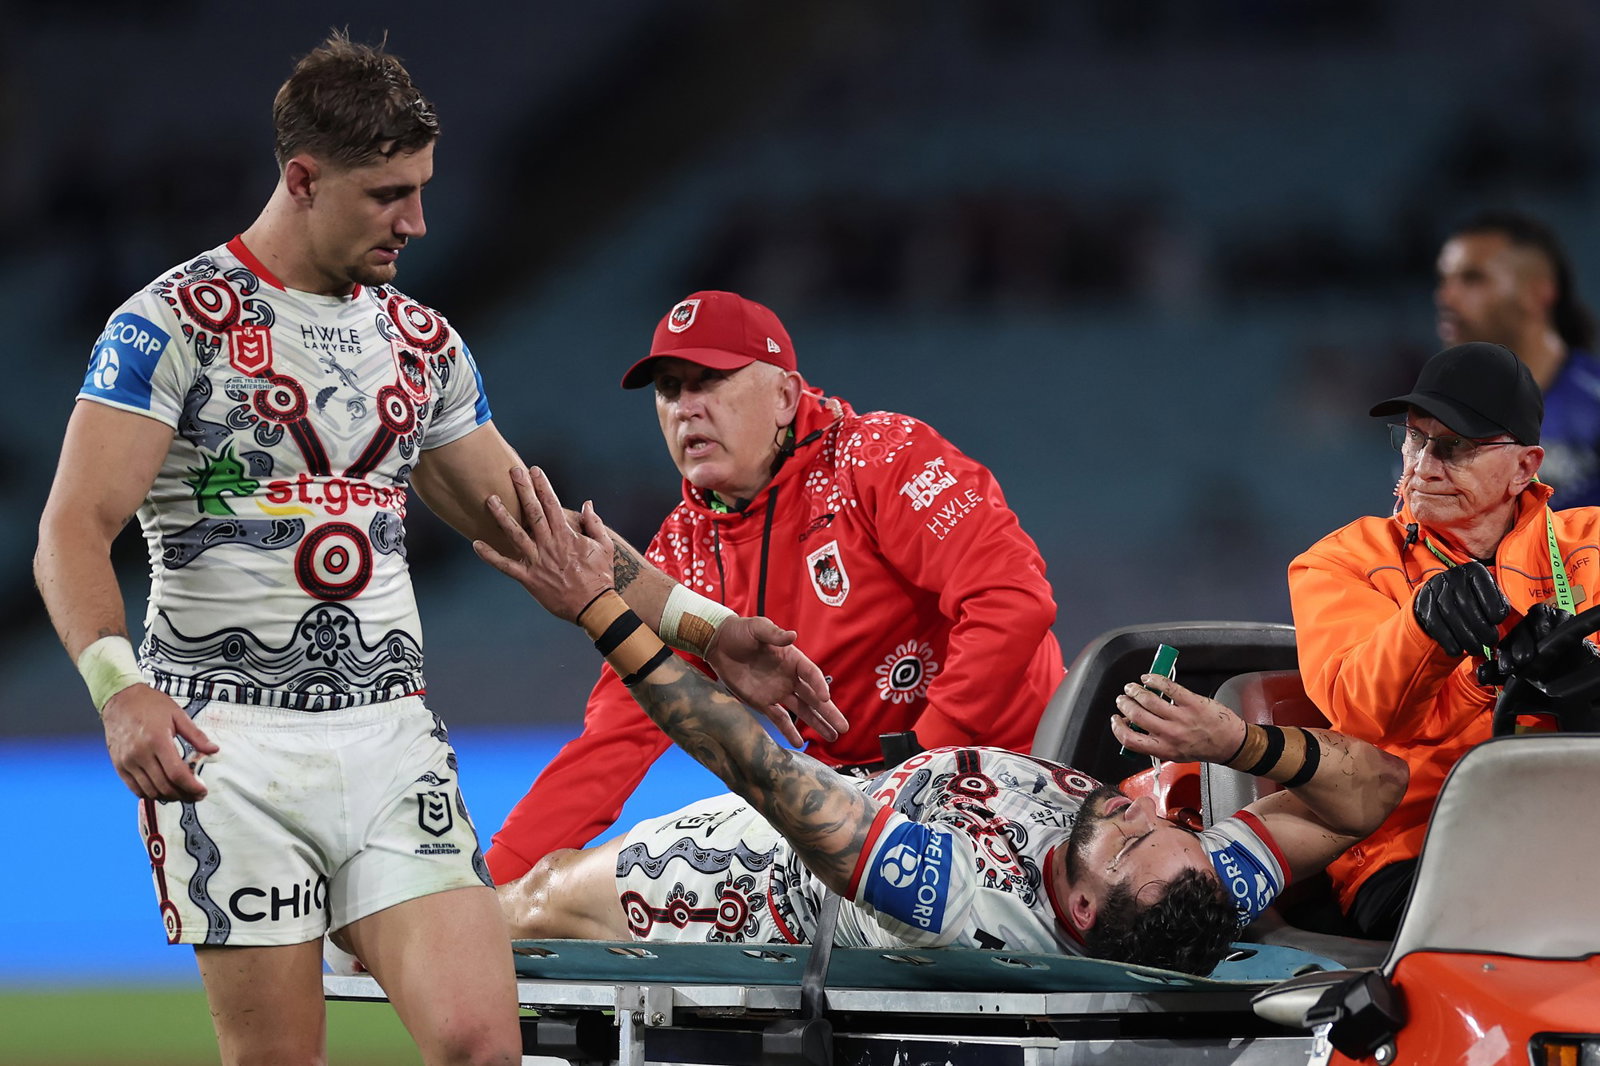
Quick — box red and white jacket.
[488,386,1064,882]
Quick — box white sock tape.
[77,635,145,715]
[658,584,736,659]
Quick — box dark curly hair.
[272,29,440,169]
[1451,209,1595,352]
[1082,867,1240,976]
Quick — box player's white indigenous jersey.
[843,747,1285,952]
[616,746,1286,953]
[79,238,492,710]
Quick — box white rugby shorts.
[139,696,490,947]
[616,793,821,944]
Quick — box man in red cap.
[487,291,1066,884]
[1290,341,1600,939]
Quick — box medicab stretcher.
[325,623,1346,1065]
[325,935,1340,1064]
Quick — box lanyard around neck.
[1420,507,1574,613]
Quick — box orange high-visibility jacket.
[1289,482,1600,911]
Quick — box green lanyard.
[1544,508,1577,614]
[1420,508,1574,655]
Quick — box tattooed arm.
[474,465,874,893]
[616,654,877,892]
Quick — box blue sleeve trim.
[1207,836,1282,927]
[81,312,170,410]
[461,342,492,425]
[859,820,959,936]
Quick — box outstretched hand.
[1110,673,1246,765]
[705,617,849,746]
[473,466,615,623]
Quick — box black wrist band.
[594,611,643,655]
[576,588,615,627]
[1223,723,1251,766]
[1281,728,1322,788]
[1241,724,1286,778]
[620,644,675,687]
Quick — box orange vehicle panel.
[1334,953,1600,1065]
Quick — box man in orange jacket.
[1289,341,1600,939]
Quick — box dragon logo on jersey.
[667,299,701,333]
[875,640,940,704]
[805,539,850,606]
[183,443,260,516]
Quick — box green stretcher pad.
[509,939,1340,994]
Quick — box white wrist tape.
[658,584,736,658]
[77,636,145,715]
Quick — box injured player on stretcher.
[475,467,1407,976]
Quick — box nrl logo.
[806,539,850,606]
[418,790,454,837]
[228,323,274,377]
[667,299,701,333]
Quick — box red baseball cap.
[621,290,797,389]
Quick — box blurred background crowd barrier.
[4,0,1598,1012]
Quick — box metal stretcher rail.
[324,939,1336,1065]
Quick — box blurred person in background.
[487,290,1065,884]
[1290,342,1600,940]
[1436,209,1600,505]
[32,36,836,1066]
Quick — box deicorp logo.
[863,821,955,933]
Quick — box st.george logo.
[667,299,701,333]
[806,539,850,606]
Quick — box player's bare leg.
[497,836,631,940]
[195,940,327,1066]
[342,885,520,1066]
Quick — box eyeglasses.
[1388,423,1519,467]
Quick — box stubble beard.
[349,261,399,288]
[1062,784,1126,883]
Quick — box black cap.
[1370,342,1543,445]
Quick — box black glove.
[1413,561,1509,657]
[1488,602,1597,685]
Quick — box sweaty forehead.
[1125,824,1210,902]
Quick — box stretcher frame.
[324,937,1331,1065]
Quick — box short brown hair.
[272,30,439,170]
[1082,867,1240,975]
